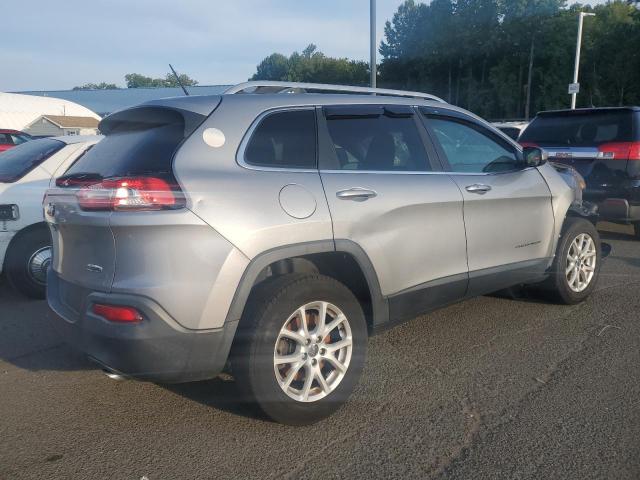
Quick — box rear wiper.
[56,172,103,188]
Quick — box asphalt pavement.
[1,223,639,480]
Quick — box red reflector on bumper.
[92,304,143,323]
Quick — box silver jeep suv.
[45,82,602,425]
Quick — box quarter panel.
[173,99,334,259]
[109,210,247,330]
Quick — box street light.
[370,0,377,88]
[571,11,596,109]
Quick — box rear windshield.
[520,110,635,147]
[0,138,65,183]
[66,108,186,180]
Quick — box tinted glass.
[67,109,185,180]
[0,138,65,183]
[11,134,31,145]
[245,110,317,169]
[520,110,634,147]
[325,115,430,171]
[428,118,520,173]
[0,134,11,145]
[498,127,522,141]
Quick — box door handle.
[336,188,378,201]
[465,184,492,195]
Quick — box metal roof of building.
[18,85,230,116]
[43,115,100,128]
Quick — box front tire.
[543,217,601,305]
[4,228,52,299]
[232,274,367,426]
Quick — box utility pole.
[525,38,535,120]
[370,0,377,88]
[571,12,595,109]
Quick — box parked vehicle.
[0,130,32,152]
[45,82,601,425]
[492,121,529,141]
[1,135,101,298]
[520,107,640,239]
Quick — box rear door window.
[520,110,634,147]
[322,106,431,172]
[0,138,65,183]
[0,134,12,145]
[244,109,317,169]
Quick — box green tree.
[72,82,119,90]
[124,72,198,88]
[377,0,640,119]
[251,44,369,86]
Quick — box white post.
[370,0,377,88]
[571,12,595,109]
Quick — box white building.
[0,92,101,133]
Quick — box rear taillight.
[598,142,640,161]
[76,177,185,211]
[92,304,143,323]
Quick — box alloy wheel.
[273,301,353,403]
[565,233,597,293]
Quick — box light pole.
[571,12,595,109]
[370,0,377,88]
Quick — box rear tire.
[231,274,367,426]
[5,228,52,299]
[542,217,601,305]
[634,222,640,241]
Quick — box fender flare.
[223,239,389,329]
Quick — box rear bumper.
[47,270,238,383]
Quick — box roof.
[492,121,529,129]
[0,92,101,131]
[53,134,102,145]
[43,115,100,128]
[537,107,640,117]
[225,81,445,102]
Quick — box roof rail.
[224,81,445,103]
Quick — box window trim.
[420,111,528,176]
[318,105,441,174]
[236,106,319,173]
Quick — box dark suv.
[520,107,640,238]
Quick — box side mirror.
[523,146,548,167]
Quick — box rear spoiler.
[99,95,222,137]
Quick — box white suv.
[1,135,101,297]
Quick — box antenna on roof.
[169,64,190,96]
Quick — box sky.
[1,0,606,92]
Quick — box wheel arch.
[2,221,51,272]
[565,203,599,228]
[224,240,389,333]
